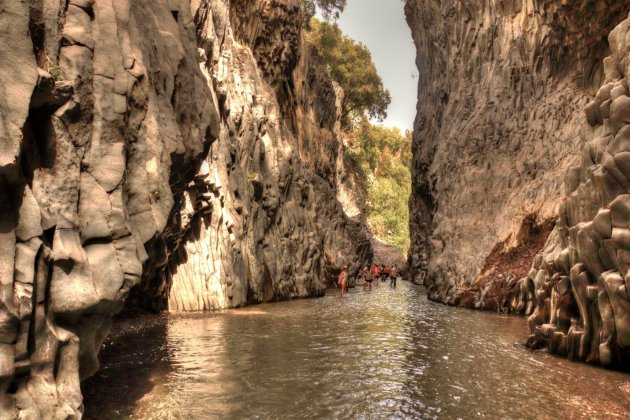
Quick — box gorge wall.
[524,16,630,368]
[0,0,370,416]
[405,0,630,367]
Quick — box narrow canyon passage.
[82,283,630,419]
[5,0,630,415]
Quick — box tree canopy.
[305,19,391,128]
[303,13,406,253]
[302,0,347,21]
[354,121,412,175]
[346,120,412,254]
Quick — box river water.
[82,281,630,419]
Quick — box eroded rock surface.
[405,1,628,302]
[0,0,370,416]
[405,0,630,367]
[524,16,630,368]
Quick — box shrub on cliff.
[305,19,391,128]
[302,0,347,21]
[348,121,411,254]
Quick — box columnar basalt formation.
[404,0,629,304]
[0,0,370,416]
[405,0,630,367]
[524,17,630,368]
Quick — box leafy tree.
[353,120,411,174]
[305,19,391,128]
[369,176,410,253]
[302,0,347,21]
[304,16,406,253]
[347,120,412,254]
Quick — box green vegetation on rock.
[347,121,412,255]
[46,55,64,81]
[302,0,347,21]
[305,19,391,128]
[304,16,408,255]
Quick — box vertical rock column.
[404,0,629,307]
[525,15,630,368]
[0,0,219,416]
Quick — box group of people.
[336,264,401,297]
[359,264,400,289]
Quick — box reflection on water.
[83,282,630,419]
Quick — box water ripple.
[83,282,630,419]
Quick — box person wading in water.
[371,264,380,287]
[365,265,374,289]
[383,265,392,282]
[338,266,349,298]
[359,266,368,289]
[390,265,398,288]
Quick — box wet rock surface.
[370,236,405,268]
[405,0,630,368]
[0,0,370,416]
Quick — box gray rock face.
[132,0,371,311]
[0,0,370,416]
[404,0,628,302]
[524,16,630,367]
[405,0,630,367]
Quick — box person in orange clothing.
[338,266,349,298]
[383,265,392,282]
[371,264,380,287]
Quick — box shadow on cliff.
[81,314,171,419]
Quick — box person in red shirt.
[371,264,380,287]
[384,265,392,281]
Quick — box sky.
[334,0,418,132]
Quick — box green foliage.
[354,121,410,173]
[305,18,408,253]
[369,176,410,254]
[349,120,412,254]
[305,19,391,128]
[302,0,346,21]
[46,56,63,81]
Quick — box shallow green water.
[83,281,630,419]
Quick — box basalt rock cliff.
[0,0,370,416]
[405,0,630,367]
[524,16,630,368]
